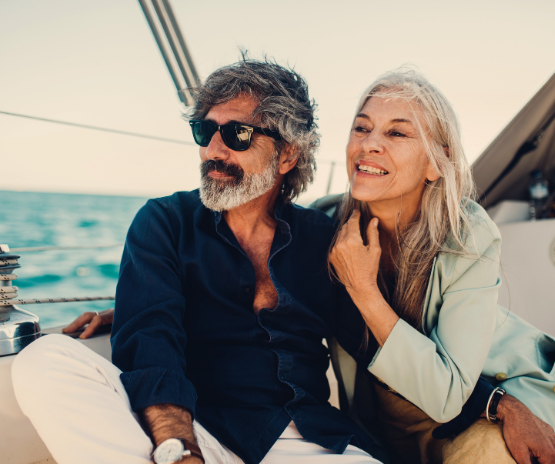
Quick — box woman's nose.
[361,131,384,155]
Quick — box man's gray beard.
[199,155,280,212]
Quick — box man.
[13,58,384,464]
[12,58,555,464]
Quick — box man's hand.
[62,308,114,339]
[496,394,555,464]
[142,404,203,464]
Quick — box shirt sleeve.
[367,220,502,423]
[111,199,198,415]
[432,377,495,439]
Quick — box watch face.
[153,438,188,464]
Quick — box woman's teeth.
[357,165,388,175]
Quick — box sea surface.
[0,190,148,328]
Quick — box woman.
[327,69,555,464]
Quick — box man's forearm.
[494,394,528,422]
[141,403,197,447]
[481,392,515,421]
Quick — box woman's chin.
[350,185,382,203]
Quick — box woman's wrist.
[349,284,385,313]
[348,285,399,347]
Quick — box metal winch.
[0,244,40,356]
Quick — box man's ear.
[278,144,299,175]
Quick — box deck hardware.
[0,245,41,356]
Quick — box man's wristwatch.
[152,438,204,464]
[486,387,506,422]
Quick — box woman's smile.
[356,160,389,177]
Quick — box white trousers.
[12,334,381,464]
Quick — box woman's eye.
[390,131,406,137]
[354,126,369,133]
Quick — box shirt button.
[495,373,507,381]
[244,287,251,293]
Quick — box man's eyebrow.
[228,119,252,125]
[203,118,252,126]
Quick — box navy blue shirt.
[111,190,387,464]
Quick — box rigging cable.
[0,296,115,306]
[0,110,340,164]
[0,110,196,146]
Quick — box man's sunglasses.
[189,120,282,152]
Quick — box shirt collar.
[212,199,290,227]
[211,200,292,250]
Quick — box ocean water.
[0,190,148,328]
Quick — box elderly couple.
[12,58,555,464]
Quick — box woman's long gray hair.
[333,68,476,330]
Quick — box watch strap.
[486,387,506,422]
[181,439,204,463]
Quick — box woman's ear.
[278,144,299,175]
[426,167,441,182]
[426,147,447,182]
[425,159,441,182]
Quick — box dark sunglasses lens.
[221,125,252,152]
[191,121,216,147]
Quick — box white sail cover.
[474,73,555,209]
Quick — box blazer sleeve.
[366,215,502,422]
[110,199,198,415]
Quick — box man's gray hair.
[188,56,319,202]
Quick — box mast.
[138,0,201,106]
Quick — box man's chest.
[177,212,339,339]
[237,237,278,314]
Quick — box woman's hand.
[330,210,381,299]
[62,308,114,339]
[330,210,398,346]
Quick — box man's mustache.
[201,160,244,180]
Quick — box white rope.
[11,244,124,252]
[1,248,116,307]
[0,296,115,306]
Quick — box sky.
[1,0,555,203]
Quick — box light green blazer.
[314,196,555,427]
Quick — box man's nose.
[204,130,231,161]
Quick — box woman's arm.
[330,210,500,422]
[330,211,399,346]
